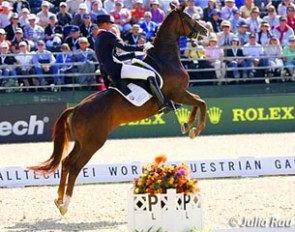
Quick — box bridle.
[177,11,200,39]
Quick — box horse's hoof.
[54,199,62,209]
[59,206,68,216]
[189,128,199,139]
[181,123,190,134]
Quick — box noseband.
[178,11,199,39]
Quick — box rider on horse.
[94,14,174,111]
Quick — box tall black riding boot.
[148,76,166,108]
[109,76,131,95]
[148,76,180,112]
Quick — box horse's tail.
[28,107,75,175]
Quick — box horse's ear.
[169,2,177,10]
[178,2,186,12]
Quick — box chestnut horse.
[29,4,208,215]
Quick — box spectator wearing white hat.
[72,3,88,25]
[12,0,30,15]
[66,0,85,16]
[0,1,13,28]
[36,1,55,28]
[139,11,157,41]
[150,0,164,24]
[0,41,18,89]
[109,0,132,32]
[24,14,45,49]
[56,2,73,26]
[184,0,203,18]
[11,27,28,53]
[204,34,225,84]
[217,20,235,46]
[90,0,107,22]
[15,41,34,88]
[19,8,30,27]
[73,36,98,85]
[221,0,237,20]
[130,0,146,24]
[124,24,145,45]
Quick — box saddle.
[108,59,163,107]
[107,59,182,111]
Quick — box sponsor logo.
[121,113,166,126]
[232,107,295,122]
[207,106,222,124]
[175,108,191,124]
[0,115,49,136]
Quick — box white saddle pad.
[109,83,152,107]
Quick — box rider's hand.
[143,42,154,53]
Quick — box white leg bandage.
[63,195,71,208]
[121,64,155,80]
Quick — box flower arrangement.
[133,155,198,194]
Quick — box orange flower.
[154,154,167,165]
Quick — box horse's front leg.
[174,90,207,138]
[180,107,198,134]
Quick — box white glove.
[143,42,154,53]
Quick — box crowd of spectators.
[0,0,295,92]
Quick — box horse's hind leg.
[55,142,81,209]
[58,140,106,215]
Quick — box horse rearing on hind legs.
[29,4,208,216]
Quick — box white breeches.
[121,64,155,80]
